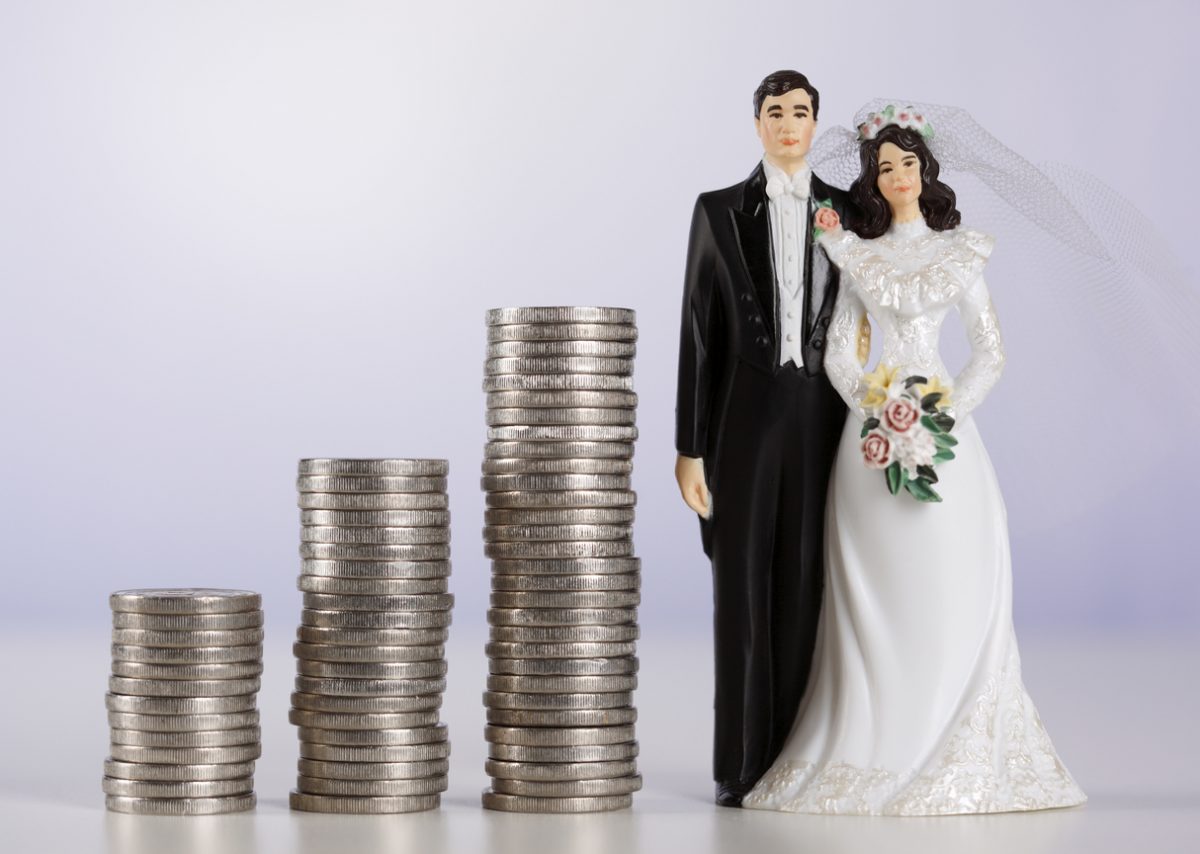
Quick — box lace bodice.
[819,220,1005,419]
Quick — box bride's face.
[876,141,922,212]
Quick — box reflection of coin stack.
[480,306,641,813]
[290,459,454,814]
[103,589,263,815]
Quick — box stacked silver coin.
[104,588,263,815]
[480,306,641,813]
[290,458,453,814]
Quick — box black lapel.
[806,174,839,335]
[729,163,775,328]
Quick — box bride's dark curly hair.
[846,125,961,238]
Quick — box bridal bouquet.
[858,364,957,503]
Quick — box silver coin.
[489,775,642,797]
[301,542,450,561]
[110,644,263,664]
[487,607,636,627]
[485,707,637,727]
[486,390,638,409]
[289,791,439,813]
[485,440,633,460]
[301,609,452,630]
[294,676,447,697]
[296,724,447,746]
[485,507,635,526]
[483,524,631,543]
[486,340,636,359]
[111,628,265,648]
[109,726,261,748]
[490,557,641,576]
[105,693,257,715]
[110,589,261,615]
[108,676,261,698]
[485,641,636,659]
[110,611,264,631]
[106,794,256,815]
[293,642,445,663]
[485,491,636,510]
[483,373,634,392]
[298,742,450,763]
[102,777,255,798]
[104,758,256,782]
[486,322,637,342]
[300,526,450,546]
[288,709,440,730]
[107,710,260,732]
[298,459,448,476]
[488,624,639,642]
[295,626,449,646]
[485,541,635,560]
[301,509,450,527]
[290,692,442,714]
[295,776,447,797]
[108,743,262,764]
[481,790,632,812]
[298,492,449,510]
[486,408,636,427]
[484,758,637,781]
[297,758,449,781]
[490,573,639,592]
[110,660,264,681]
[296,474,447,493]
[483,691,633,711]
[489,590,640,608]
[481,458,633,476]
[481,473,632,492]
[301,559,451,579]
[487,425,638,442]
[295,660,447,679]
[301,592,454,612]
[486,674,637,694]
[488,742,638,763]
[485,307,636,325]
[297,576,448,595]
[489,657,638,677]
[485,725,636,747]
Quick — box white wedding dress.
[743,219,1087,815]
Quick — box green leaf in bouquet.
[904,375,929,389]
[920,392,943,412]
[933,432,958,447]
[864,417,880,430]
[920,415,943,434]
[933,449,956,463]
[886,462,903,495]
[905,477,943,503]
[933,413,955,432]
[916,464,939,483]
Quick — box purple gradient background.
[0,0,1195,634]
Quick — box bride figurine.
[742,108,1088,815]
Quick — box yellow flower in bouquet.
[861,363,900,409]
[914,375,953,406]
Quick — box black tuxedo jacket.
[675,162,853,460]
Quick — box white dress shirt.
[763,158,811,368]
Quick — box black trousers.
[699,360,846,788]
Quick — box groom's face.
[755,88,816,165]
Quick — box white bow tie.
[765,171,811,201]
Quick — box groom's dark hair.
[753,70,820,120]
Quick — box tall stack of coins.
[290,458,453,814]
[480,306,641,813]
[104,589,263,815]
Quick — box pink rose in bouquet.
[861,431,892,469]
[883,398,920,433]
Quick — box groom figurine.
[674,70,859,807]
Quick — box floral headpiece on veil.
[857,104,934,142]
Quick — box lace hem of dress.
[742,648,1087,816]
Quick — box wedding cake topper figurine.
[674,70,860,808]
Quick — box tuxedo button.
[787,311,795,320]
[756,336,769,348]
[812,338,824,350]
[740,293,753,303]
[820,317,831,328]
[751,316,763,325]
[786,334,795,342]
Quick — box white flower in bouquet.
[893,426,938,472]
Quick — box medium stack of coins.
[290,458,453,814]
[480,306,641,813]
[104,589,263,815]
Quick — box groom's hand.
[675,454,712,519]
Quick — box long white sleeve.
[951,272,1006,418]
[824,282,869,416]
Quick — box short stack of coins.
[104,588,263,815]
[290,458,453,814]
[480,306,641,813]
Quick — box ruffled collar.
[886,217,931,240]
